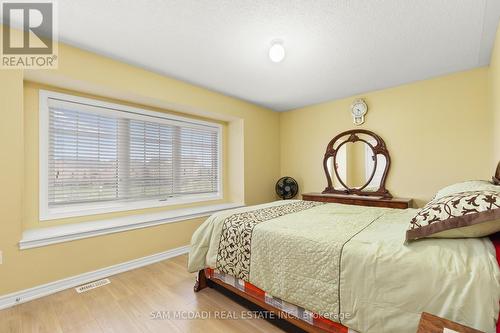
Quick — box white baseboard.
[0,245,190,310]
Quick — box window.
[39,90,222,220]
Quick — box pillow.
[434,180,499,200]
[406,190,500,241]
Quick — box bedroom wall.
[280,68,492,207]
[0,71,24,296]
[0,41,280,295]
[490,24,500,165]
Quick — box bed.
[188,164,500,333]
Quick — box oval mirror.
[323,130,392,198]
[340,141,375,189]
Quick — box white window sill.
[40,193,223,221]
[20,202,244,250]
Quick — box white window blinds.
[46,96,221,209]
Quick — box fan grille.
[275,177,298,199]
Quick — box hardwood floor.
[0,255,289,333]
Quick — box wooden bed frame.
[494,161,500,185]
[194,269,329,333]
[193,162,500,333]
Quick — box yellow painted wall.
[0,41,280,295]
[490,25,500,164]
[0,70,25,296]
[280,68,492,207]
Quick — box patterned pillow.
[406,191,500,241]
[434,180,499,200]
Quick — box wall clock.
[351,99,368,125]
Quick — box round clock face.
[352,101,367,117]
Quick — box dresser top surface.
[302,192,413,203]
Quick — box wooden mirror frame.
[322,129,392,198]
[494,161,500,185]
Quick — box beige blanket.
[188,200,500,333]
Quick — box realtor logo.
[1,0,58,68]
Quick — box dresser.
[304,129,413,210]
[302,192,412,209]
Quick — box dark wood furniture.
[194,269,328,333]
[323,129,392,198]
[302,192,412,209]
[417,312,484,333]
[494,161,500,185]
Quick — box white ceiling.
[53,1,500,110]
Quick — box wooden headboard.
[494,162,500,185]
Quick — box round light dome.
[269,41,285,63]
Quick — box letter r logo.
[2,2,53,54]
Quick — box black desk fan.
[275,177,298,200]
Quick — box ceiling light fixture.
[269,40,285,63]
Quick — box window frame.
[39,90,223,221]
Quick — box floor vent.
[75,278,111,293]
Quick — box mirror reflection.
[327,139,387,192]
[323,130,392,198]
